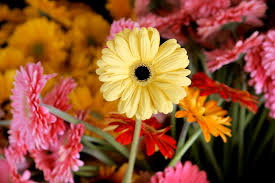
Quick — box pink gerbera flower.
[2,147,35,183]
[197,0,267,39]
[31,124,84,183]
[107,18,140,41]
[184,0,231,19]
[9,62,56,150]
[43,78,76,144]
[150,161,209,183]
[261,30,275,79]
[206,31,264,72]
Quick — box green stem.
[249,109,268,149]
[169,128,202,166]
[78,165,99,172]
[170,104,177,139]
[83,135,109,145]
[0,120,10,126]
[43,104,129,158]
[176,121,190,150]
[238,107,246,177]
[200,136,223,182]
[122,118,142,183]
[82,144,115,166]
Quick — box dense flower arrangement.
[0,0,274,183]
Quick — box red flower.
[107,113,176,158]
[191,72,259,113]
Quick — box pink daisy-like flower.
[134,0,150,18]
[244,46,267,94]
[9,62,56,150]
[184,0,231,19]
[50,123,84,183]
[43,78,76,144]
[206,31,264,72]
[107,18,140,41]
[150,161,209,183]
[261,30,275,79]
[2,147,35,183]
[197,0,267,39]
[31,124,84,183]
[138,9,190,43]
[264,80,275,118]
[244,30,275,118]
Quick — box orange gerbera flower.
[176,87,232,143]
[191,72,259,113]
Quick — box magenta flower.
[197,0,267,39]
[150,161,209,183]
[43,78,77,144]
[9,62,56,150]
[244,30,275,118]
[2,147,35,183]
[184,0,230,19]
[134,0,150,18]
[108,18,140,41]
[206,31,264,72]
[262,30,275,79]
[31,124,84,183]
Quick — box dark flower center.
[135,65,151,81]
[32,43,44,57]
[87,35,97,46]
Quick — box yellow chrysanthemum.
[69,12,110,53]
[96,27,191,120]
[69,84,117,137]
[8,18,67,72]
[0,23,17,45]
[0,5,25,23]
[24,0,71,27]
[0,48,30,71]
[0,69,16,104]
[89,164,137,183]
[175,87,232,142]
[106,0,133,19]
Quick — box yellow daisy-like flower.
[0,23,17,45]
[69,84,117,137]
[69,12,110,53]
[106,0,134,19]
[89,164,137,183]
[175,87,232,142]
[8,18,67,72]
[0,69,16,104]
[96,27,191,120]
[24,0,71,27]
[0,5,25,23]
[0,48,30,71]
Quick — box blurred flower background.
[0,0,274,183]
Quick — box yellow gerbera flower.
[0,48,29,71]
[69,84,117,137]
[24,0,71,27]
[96,27,191,120]
[0,69,16,105]
[175,87,232,142]
[106,0,134,19]
[8,18,67,72]
[69,12,110,53]
[0,23,17,45]
[0,5,25,23]
[89,164,137,183]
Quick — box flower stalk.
[169,128,202,166]
[122,118,142,183]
